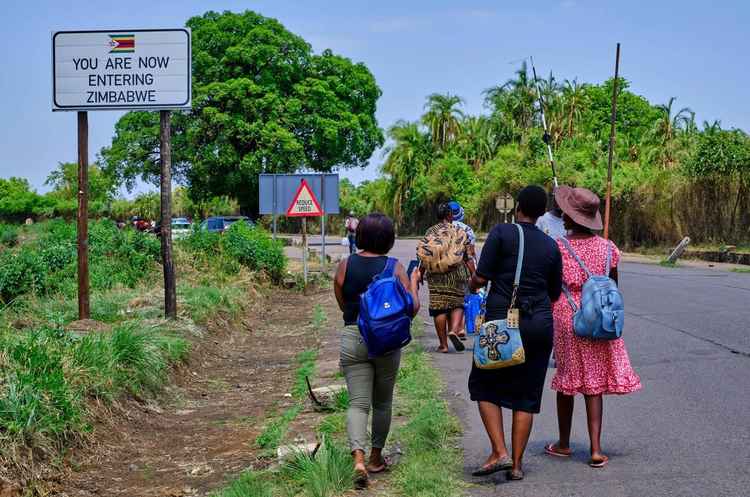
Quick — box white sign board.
[52,29,191,111]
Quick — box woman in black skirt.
[468,185,562,481]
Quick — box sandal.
[366,456,390,474]
[506,469,524,481]
[448,333,465,351]
[354,469,369,489]
[471,456,512,476]
[544,443,572,458]
[588,455,609,468]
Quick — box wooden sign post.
[77,111,90,319]
[160,110,176,318]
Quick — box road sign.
[259,174,339,215]
[496,193,514,213]
[52,29,191,111]
[287,179,323,217]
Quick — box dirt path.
[56,286,330,497]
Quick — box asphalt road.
[293,238,750,497]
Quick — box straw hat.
[554,186,603,231]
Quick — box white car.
[171,218,192,240]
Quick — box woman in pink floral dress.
[545,186,641,468]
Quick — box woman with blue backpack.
[333,213,421,488]
[545,186,641,468]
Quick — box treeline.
[344,63,750,247]
[0,162,239,223]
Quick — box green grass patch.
[730,267,750,273]
[659,259,678,268]
[281,435,354,497]
[391,345,463,497]
[292,349,318,399]
[255,404,302,451]
[311,304,327,329]
[180,284,243,325]
[211,470,275,497]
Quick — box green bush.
[0,220,160,302]
[221,222,286,280]
[182,222,287,280]
[0,224,18,246]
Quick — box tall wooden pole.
[160,110,177,318]
[77,111,90,319]
[603,43,621,241]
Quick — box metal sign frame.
[52,28,192,111]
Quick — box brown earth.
[52,285,335,497]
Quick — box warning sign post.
[286,179,323,284]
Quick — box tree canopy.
[101,10,384,215]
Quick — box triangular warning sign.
[286,179,323,217]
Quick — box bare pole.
[603,43,621,241]
[530,56,559,188]
[76,111,90,320]
[160,110,177,318]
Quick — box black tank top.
[342,254,388,325]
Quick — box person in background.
[423,203,474,352]
[545,186,641,468]
[448,200,476,339]
[334,213,421,488]
[536,188,566,240]
[468,185,562,481]
[345,212,359,254]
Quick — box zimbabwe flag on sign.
[109,34,135,53]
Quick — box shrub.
[221,222,286,280]
[0,224,18,246]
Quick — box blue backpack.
[560,238,624,340]
[358,258,414,357]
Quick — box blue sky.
[2,0,748,195]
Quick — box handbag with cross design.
[473,224,526,370]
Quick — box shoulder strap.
[380,257,397,278]
[560,237,592,279]
[561,284,578,312]
[605,239,612,276]
[509,224,524,309]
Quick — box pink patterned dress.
[551,236,642,396]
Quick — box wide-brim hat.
[554,186,603,231]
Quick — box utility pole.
[603,43,621,240]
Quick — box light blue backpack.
[560,238,624,340]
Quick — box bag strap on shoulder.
[509,224,524,309]
[605,240,612,276]
[380,257,397,279]
[561,284,578,312]
[560,237,593,278]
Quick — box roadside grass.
[255,405,303,452]
[659,259,678,268]
[292,349,319,399]
[280,436,354,497]
[730,267,750,273]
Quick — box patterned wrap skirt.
[425,264,470,312]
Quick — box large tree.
[101,10,384,215]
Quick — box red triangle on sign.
[286,179,323,217]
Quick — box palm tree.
[484,61,537,135]
[422,93,465,150]
[654,97,693,143]
[562,79,588,138]
[650,97,693,167]
[457,116,500,168]
[381,121,432,225]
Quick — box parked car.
[171,218,192,240]
[152,217,193,239]
[200,216,251,233]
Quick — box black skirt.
[468,306,553,413]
